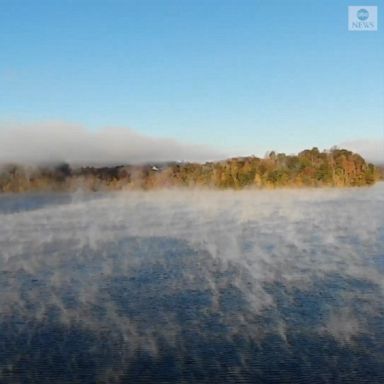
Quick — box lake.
[0,184,383,383]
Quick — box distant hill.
[374,164,384,180]
[0,147,380,193]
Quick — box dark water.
[0,185,383,383]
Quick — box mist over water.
[0,184,383,383]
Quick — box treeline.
[0,147,380,193]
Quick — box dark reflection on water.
[0,188,384,383]
[0,192,105,215]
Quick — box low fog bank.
[0,122,226,165]
[341,139,384,164]
[0,185,383,382]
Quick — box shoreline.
[0,148,380,193]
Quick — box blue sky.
[0,0,383,162]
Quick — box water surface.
[0,184,383,383]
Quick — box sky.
[0,0,383,164]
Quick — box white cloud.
[0,121,226,165]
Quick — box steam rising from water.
[0,185,383,382]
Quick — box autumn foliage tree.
[0,148,379,193]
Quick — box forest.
[0,147,380,193]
